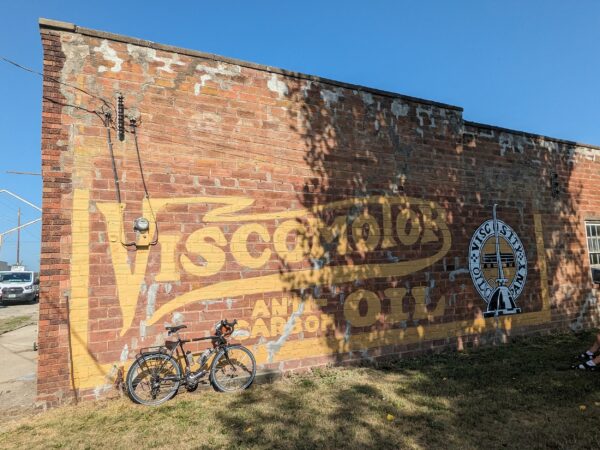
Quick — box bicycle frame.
[136,332,230,385]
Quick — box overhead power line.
[5,171,42,176]
[0,55,115,111]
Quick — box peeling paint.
[172,312,184,325]
[539,139,559,153]
[119,344,129,363]
[360,348,373,363]
[267,73,288,98]
[310,257,326,270]
[344,320,352,342]
[127,44,185,73]
[498,132,533,156]
[320,88,343,107]
[266,301,305,362]
[416,105,435,128]
[93,40,123,73]
[574,145,597,161]
[60,36,91,111]
[391,99,409,118]
[146,283,159,319]
[423,273,434,306]
[449,268,469,282]
[194,62,241,94]
[301,80,313,98]
[203,300,221,311]
[126,44,149,61]
[385,251,399,263]
[571,292,598,331]
[477,128,495,139]
[232,329,250,339]
[448,293,457,306]
[153,52,185,73]
[360,91,374,105]
[93,383,113,400]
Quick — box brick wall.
[38,18,600,406]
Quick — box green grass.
[0,315,34,335]
[1,330,600,449]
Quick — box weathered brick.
[37,19,600,408]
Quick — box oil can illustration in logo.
[469,204,527,317]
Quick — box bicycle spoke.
[211,346,256,392]
[127,354,181,405]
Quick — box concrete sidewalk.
[0,323,37,418]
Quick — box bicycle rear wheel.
[126,353,182,406]
[210,345,256,392]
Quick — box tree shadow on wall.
[272,76,595,368]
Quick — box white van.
[0,270,39,305]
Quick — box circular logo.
[469,219,527,304]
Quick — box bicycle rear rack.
[137,346,168,358]
[134,342,181,377]
[137,340,179,358]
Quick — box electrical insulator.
[117,94,125,141]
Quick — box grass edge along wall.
[37,18,600,406]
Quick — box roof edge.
[465,120,600,151]
[38,17,463,112]
[38,18,599,149]
[38,18,75,31]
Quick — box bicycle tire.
[210,345,256,392]
[126,353,182,406]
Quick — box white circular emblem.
[469,219,527,305]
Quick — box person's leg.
[588,332,600,354]
[576,332,600,362]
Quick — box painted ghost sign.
[67,190,458,389]
[469,204,527,317]
[63,190,558,393]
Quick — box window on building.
[585,221,600,267]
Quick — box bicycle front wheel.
[126,353,182,406]
[210,345,256,392]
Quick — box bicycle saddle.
[165,324,187,334]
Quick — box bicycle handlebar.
[163,319,240,339]
[215,318,238,336]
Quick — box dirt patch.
[0,315,35,335]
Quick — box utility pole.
[16,208,21,265]
[0,190,41,264]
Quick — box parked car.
[0,270,39,305]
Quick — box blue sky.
[1,1,599,271]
